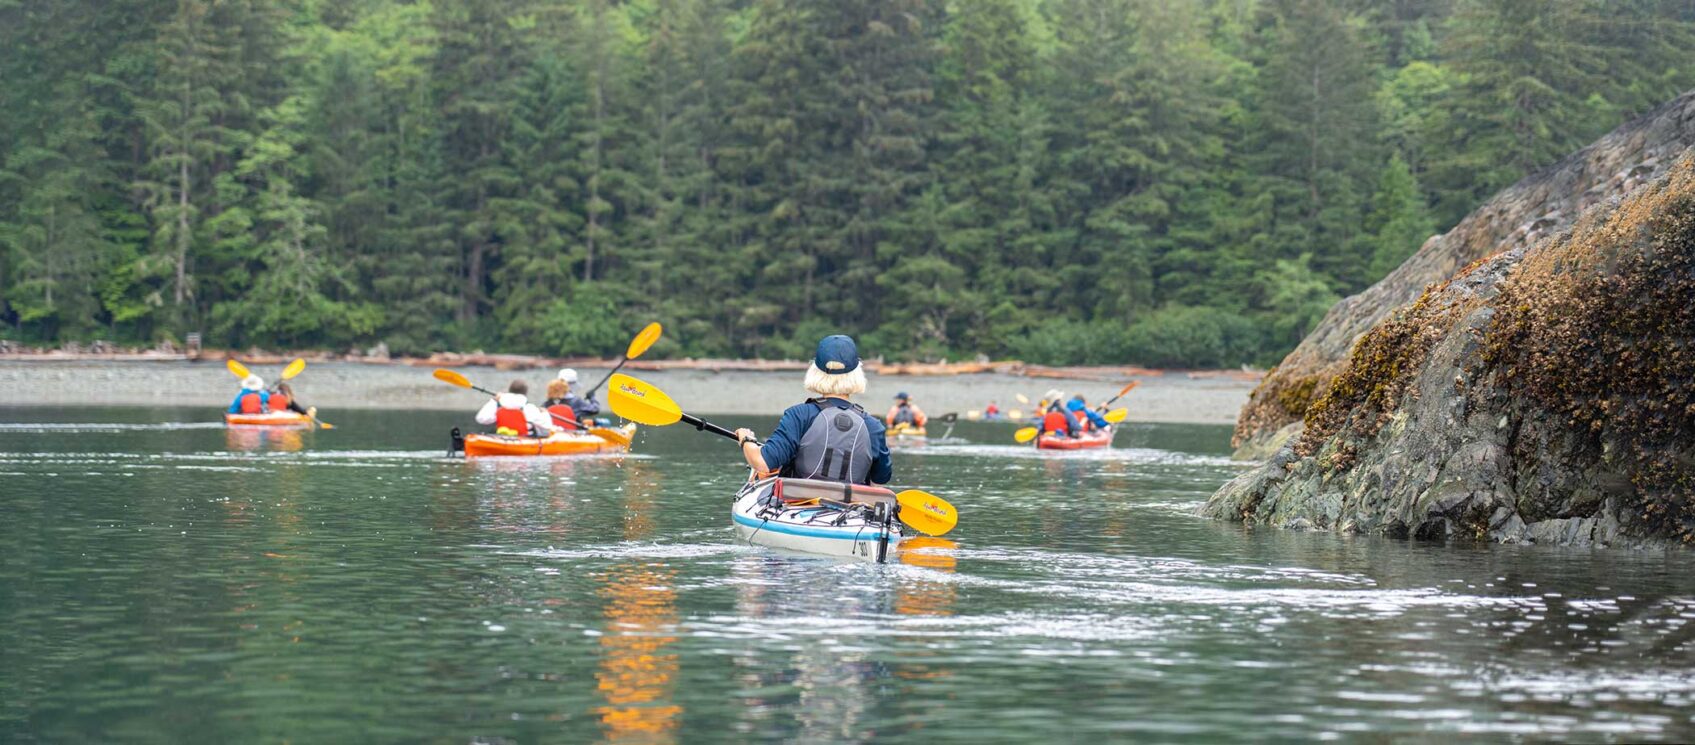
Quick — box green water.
[3,407,1694,743]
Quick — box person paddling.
[734,335,893,485]
[539,379,582,431]
[1067,396,1110,432]
[885,392,928,429]
[228,375,270,414]
[475,380,555,437]
[554,368,602,423]
[270,381,311,416]
[1040,389,1078,438]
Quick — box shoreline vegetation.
[6,2,1693,372]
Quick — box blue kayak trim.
[732,510,888,541]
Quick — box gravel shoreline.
[0,360,1255,425]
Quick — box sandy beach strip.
[0,360,1255,425]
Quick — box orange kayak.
[225,411,313,427]
[462,424,636,457]
[1035,427,1114,450]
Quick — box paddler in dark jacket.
[553,368,601,422]
[735,335,893,485]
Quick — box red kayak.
[1035,427,1114,450]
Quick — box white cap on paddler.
[557,368,579,385]
[1044,388,1064,402]
[243,374,265,391]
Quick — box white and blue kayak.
[732,476,906,562]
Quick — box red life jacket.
[547,404,580,431]
[268,393,291,412]
[1042,410,1072,435]
[1073,409,1092,431]
[239,392,264,414]
[491,408,528,436]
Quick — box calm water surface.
[3,406,1693,743]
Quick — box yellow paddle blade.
[1104,408,1128,423]
[433,368,473,388]
[626,322,663,359]
[1014,426,1038,443]
[1006,408,1023,420]
[226,359,251,379]
[1015,393,1030,405]
[897,490,958,536]
[608,374,682,426]
[588,426,633,447]
[281,358,306,380]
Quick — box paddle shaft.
[682,412,749,443]
[1102,382,1138,408]
[582,357,629,401]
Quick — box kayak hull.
[462,424,636,457]
[1035,427,1114,450]
[887,423,927,446]
[225,412,312,428]
[732,477,904,562]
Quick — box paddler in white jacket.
[474,380,556,437]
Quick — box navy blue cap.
[895,392,909,400]
[814,335,860,373]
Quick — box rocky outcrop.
[1234,90,1695,459]
[1201,153,1695,548]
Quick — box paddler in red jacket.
[1040,390,1079,438]
[227,375,270,414]
[474,380,556,437]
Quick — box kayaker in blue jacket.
[1067,397,1110,431]
[735,335,893,485]
[228,375,270,414]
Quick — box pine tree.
[1364,153,1436,278]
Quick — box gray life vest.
[791,399,873,484]
[892,403,917,426]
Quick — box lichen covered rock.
[1201,153,1695,547]
[1233,90,1695,459]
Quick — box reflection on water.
[4,407,1695,742]
[597,462,680,743]
[225,425,307,452]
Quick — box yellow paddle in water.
[583,322,663,400]
[609,374,959,536]
[1014,426,1039,444]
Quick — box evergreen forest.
[3,0,1692,366]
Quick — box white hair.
[804,362,866,397]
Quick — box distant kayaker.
[886,392,928,429]
[228,375,270,414]
[475,380,555,437]
[1067,397,1110,431]
[554,368,602,423]
[1040,391,1078,438]
[270,382,311,415]
[984,401,1001,421]
[539,379,582,431]
[734,334,893,485]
